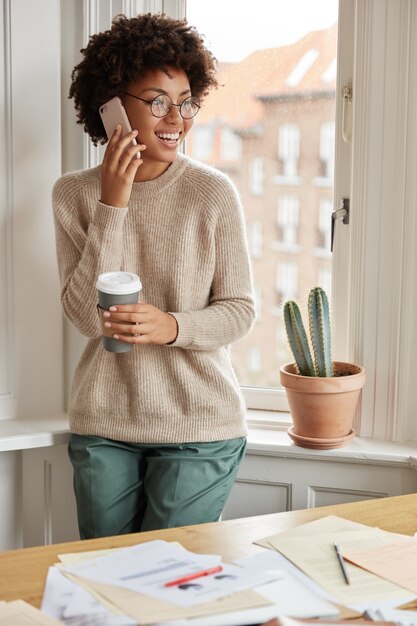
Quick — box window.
[277,195,299,246]
[248,158,264,195]
[286,49,320,87]
[249,221,263,259]
[276,261,298,306]
[319,122,335,179]
[185,1,417,442]
[186,0,338,400]
[190,125,214,161]
[278,124,300,178]
[221,127,242,161]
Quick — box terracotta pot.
[280,362,366,448]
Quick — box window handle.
[331,198,350,252]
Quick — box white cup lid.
[96,271,142,295]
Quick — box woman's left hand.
[101,303,178,345]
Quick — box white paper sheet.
[0,599,65,625]
[41,567,136,626]
[234,552,339,618]
[364,607,417,626]
[62,541,277,608]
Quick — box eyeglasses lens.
[151,95,200,119]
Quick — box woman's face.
[123,67,195,180]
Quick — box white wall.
[0,0,64,549]
[0,0,63,422]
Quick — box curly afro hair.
[69,13,218,145]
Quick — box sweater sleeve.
[169,177,255,351]
[52,173,128,338]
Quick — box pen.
[164,565,223,587]
[334,542,350,585]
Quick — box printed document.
[268,527,414,607]
[61,540,277,608]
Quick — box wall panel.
[222,479,291,520]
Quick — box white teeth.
[156,132,179,140]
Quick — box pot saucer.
[287,426,356,449]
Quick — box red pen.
[164,565,223,587]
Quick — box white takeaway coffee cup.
[96,271,142,353]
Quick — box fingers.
[100,127,146,207]
[104,318,148,334]
[102,305,177,345]
[107,125,136,151]
[109,323,148,343]
[118,145,145,174]
[105,126,145,173]
[102,305,149,341]
[103,308,148,325]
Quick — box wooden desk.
[1,493,417,608]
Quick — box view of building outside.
[186,2,338,388]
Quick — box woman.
[53,12,255,539]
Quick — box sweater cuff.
[167,312,195,348]
[93,201,129,231]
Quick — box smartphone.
[99,96,138,147]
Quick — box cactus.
[284,287,333,377]
[308,287,333,377]
[283,301,315,376]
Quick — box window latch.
[331,198,350,252]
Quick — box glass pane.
[186,0,338,388]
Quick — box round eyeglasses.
[124,92,201,119]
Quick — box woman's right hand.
[100,125,146,208]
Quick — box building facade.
[187,25,336,387]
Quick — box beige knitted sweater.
[53,153,255,443]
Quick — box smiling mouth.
[155,131,181,143]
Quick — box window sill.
[0,414,70,452]
[246,410,417,467]
[2,412,417,470]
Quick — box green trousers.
[68,434,246,539]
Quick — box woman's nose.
[165,104,182,121]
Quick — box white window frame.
[343,0,417,443]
